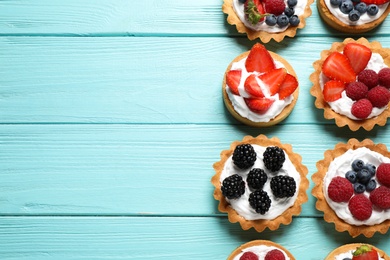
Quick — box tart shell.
[227,240,295,259]
[325,243,390,259]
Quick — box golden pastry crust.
[317,0,390,33]
[222,0,314,42]
[310,37,390,131]
[227,240,295,260]
[211,135,309,232]
[223,50,299,127]
[312,138,390,238]
[325,243,390,259]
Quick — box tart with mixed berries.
[211,135,308,232]
[227,240,295,260]
[310,38,390,131]
[312,138,390,238]
[222,0,313,42]
[317,0,390,33]
[223,43,299,127]
[325,244,390,260]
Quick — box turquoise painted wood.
[1,0,390,259]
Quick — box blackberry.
[232,144,257,169]
[248,190,271,214]
[221,174,245,199]
[263,146,285,172]
[247,168,268,190]
[270,175,296,198]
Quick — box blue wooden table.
[1,1,390,259]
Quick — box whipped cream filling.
[220,144,301,220]
[232,0,308,32]
[226,57,294,123]
[320,52,389,120]
[324,0,389,26]
[334,250,384,260]
[323,147,390,226]
[233,245,290,260]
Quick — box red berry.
[327,176,354,203]
[351,98,373,119]
[378,67,390,89]
[264,249,285,260]
[278,73,298,100]
[263,0,286,16]
[343,43,372,74]
[370,186,390,210]
[322,52,356,83]
[348,194,372,221]
[245,43,275,74]
[345,82,369,101]
[323,80,345,102]
[352,245,379,260]
[258,68,287,96]
[226,70,242,95]
[244,74,264,98]
[358,69,379,89]
[361,0,389,5]
[240,251,259,260]
[245,0,267,24]
[245,97,275,114]
[376,163,390,187]
[367,86,390,108]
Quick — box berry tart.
[317,0,390,33]
[223,43,300,127]
[312,138,390,237]
[222,0,314,42]
[325,244,390,260]
[227,240,295,260]
[211,135,308,232]
[310,38,390,131]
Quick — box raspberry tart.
[222,0,313,42]
[224,43,300,127]
[211,135,308,232]
[312,138,390,237]
[310,38,390,131]
[325,244,390,260]
[227,240,295,260]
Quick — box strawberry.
[278,73,298,100]
[226,70,242,95]
[244,74,264,98]
[322,52,356,83]
[258,68,287,96]
[322,80,346,102]
[343,43,372,74]
[245,0,267,24]
[245,97,275,114]
[352,245,379,260]
[361,0,389,5]
[245,43,275,74]
[264,249,285,260]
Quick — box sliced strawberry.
[245,43,275,74]
[226,70,242,95]
[352,245,379,260]
[343,43,372,74]
[258,68,287,96]
[244,74,264,98]
[322,52,356,83]
[323,80,346,102]
[245,97,275,114]
[361,0,388,4]
[245,0,266,24]
[278,73,298,100]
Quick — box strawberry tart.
[223,43,299,127]
[211,135,308,232]
[222,0,313,42]
[310,38,390,131]
[325,244,390,260]
[312,138,390,238]
[317,0,390,33]
[227,240,295,260]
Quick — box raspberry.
[370,186,390,209]
[376,163,390,187]
[240,252,259,260]
[358,69,379,89]
[221,174,246,199]
[378,67,390,88]
[348,194,372,221]
[345,82,368,101]
[247,168,268,190]
[367,86,390,108]
[271,175,296,198]
[232,144,257,169]
[351,98,373,119]
[263,146,285,172]
[249,190,271,214]
[265,249,286,260]
[327,176,354,202]
[263,0,286,15]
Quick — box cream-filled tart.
[228,240,295,260]
[325,243,390,260]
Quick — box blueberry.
[348,9,361,21]
[357,169,371,184]
[265,14,277,26]
[366,179,377,192]
[343,258,352,260]
[285,7,295,17]
[354,183,366,194]
[276,14,289,27]
[289,15,300,26]
[355,2,367,13]
[330,0,342,6]
[363,163,376,177]
[340,0,354,14]
[351,159,365,172]
[238,0,246,3]
[367,4,379,15]
[287,0,298,7]
[345,170,358,183]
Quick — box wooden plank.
[2,36,390,124]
